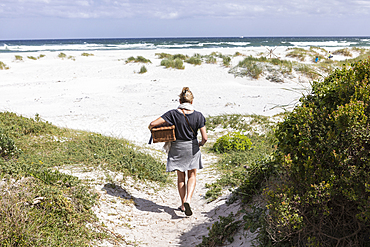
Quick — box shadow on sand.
[178,198,244,247]
[102,183,184,220]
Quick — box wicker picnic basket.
[151,125,176,143]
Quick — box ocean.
[1,36,370,53]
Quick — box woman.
[149,87,207,216]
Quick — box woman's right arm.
[199,126,207,147]
[148,117,166,130]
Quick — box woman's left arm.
[199,126,208,147]
[148,117,166,130]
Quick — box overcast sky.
[1,0,370,40]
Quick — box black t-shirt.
[161,109,206,141]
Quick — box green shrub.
[185,56,202,65]
[58,53,66,59]
[264,59,370,246]
[126,56,151,63]
[38,54,45,59]
[205,56,216,64]
[222,56,231,66]
[0,61,9,70]
[81,52,94,57]
[213,132,252,153]
[174,58,184,69]
[197,212,242,246]
[0,128,20,158]
[139,65,147,74]
[136,56,151,63]
[173,54,188,60]
[160,58,184,69]
[126,56,136,62]
[155,52,172,59]
[27,56,37,60]
[160,58,174,68]
[15,55,23,61]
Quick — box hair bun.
[179,87,194,103]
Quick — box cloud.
[1,0,370,20]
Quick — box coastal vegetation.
[0,112,169,245]
[200,58,370,246]
[185,54,202,65]
[0,61,9,70]
[27,56,37,60]
[15,55,23,61]
[160,58,185,69]
[58,52,66,59]
[58,53,75,60]
[81,52,94,57]
[125,56,151,64]
[139,65,147,74]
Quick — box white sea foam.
[290,41,357,47]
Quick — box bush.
[213,132,252,153]
[27,56,37,60]
[139,65,147,74]
[0,128,20,158]
[264,59,370,246]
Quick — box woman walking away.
[149,87,207,216]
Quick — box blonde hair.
[179,87,194,103]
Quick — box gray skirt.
[166,139,203,172]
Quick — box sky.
[1,0,370,40]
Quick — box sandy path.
[61,150,251,246]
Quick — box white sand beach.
[0,46,348,246]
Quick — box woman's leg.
[177,170,186,210]
[185,169,197,204]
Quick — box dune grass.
[185,55,202,65]
[58,53,66,59]
[155,53,189,60]
[126,56,151,64]
[15,55,23,61]
[160,58,185,69]
[27,56,37,60]
[0,111,169,246]
[81,53,94,57]
[332,48,352,57]
[0,61,9,70]
[139,65,147,74]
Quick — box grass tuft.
[139,65,147,74]
[81,53,94,57]
[126,56,151,64]
[15,55,23,61]
[0,61,9,70]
